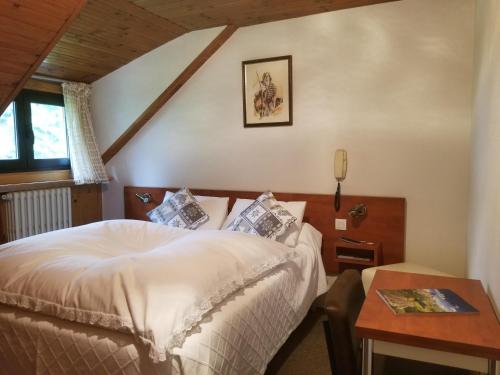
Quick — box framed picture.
[242,55,292,127]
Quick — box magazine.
[376,288,478,315]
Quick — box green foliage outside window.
[0,90,69,172]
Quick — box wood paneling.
[356,271,500,360]
[133,0,398,30]
[124,186,406,274]
[0,0,86,115]
[101,25,238,163]
[33,0,397,83]
[36,0,188,83]
[71,184,102,226]
[327,195,406,270]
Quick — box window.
[0,90,69,172]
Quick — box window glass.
[0,103,18,160]
[0,90,69,172]
[31,103,68,159]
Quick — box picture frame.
[241,55,292,127]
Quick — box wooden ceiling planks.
[36,0,188,83]
[131,0,399,29]
[0,0,86,115]
[32,0,397,83]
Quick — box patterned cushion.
[225,191,297,240]
[147,188,209,229]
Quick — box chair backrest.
[324,269,366,375]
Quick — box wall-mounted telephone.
[334,149,347,211]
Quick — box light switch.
[335,218,347,231]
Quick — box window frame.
[0,89,70,173]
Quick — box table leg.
[362,338,373,375]
[488,359,496,375]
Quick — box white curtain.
[62,83,108,185]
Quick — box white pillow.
[148,188,209,229]
[163,191,229,230]
[224,191,297,241]
[223,197,306,247]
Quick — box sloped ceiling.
[0,0,86,115]
[36,0,187,83]
[132,0,397,29]
[36,0,398,83]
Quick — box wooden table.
[355,270,500,375]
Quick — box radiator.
[1,187,72,242]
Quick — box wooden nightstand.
[334,238,382,272]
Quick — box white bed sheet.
[0,223,327,375]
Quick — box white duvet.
[0,220,297,362]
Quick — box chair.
[361,262,452,293]
[322,270,470,375]
[323,269,364,375]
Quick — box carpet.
[265,309,471,375]
[265,311,331,375]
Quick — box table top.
[355,270,500,360]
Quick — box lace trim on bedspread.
[0,251,296,363]
[141,250,297,362]
[0,291,133,331]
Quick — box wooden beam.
[101,25,238,164]
[0,0,87,115]
[24,78,62,94]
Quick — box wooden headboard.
[124,186,406,274]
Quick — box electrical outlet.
[335,218,347,231]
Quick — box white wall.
[469,0,500,316]
[92,0,474,276]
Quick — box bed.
[0,189,328,375]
